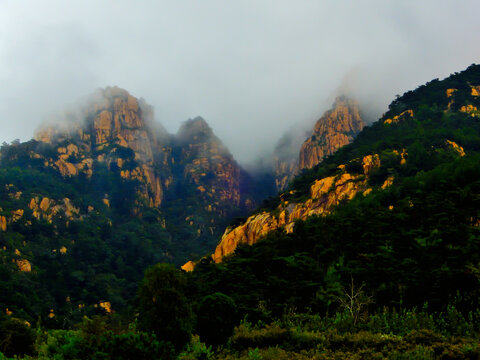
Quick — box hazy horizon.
[1,1,479,164]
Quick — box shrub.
[196,292,237,346]
[95,331,175,360]
[180,335,214,360]
[230,323,290,349]
[0,317,36,358]
[137,263,194,351]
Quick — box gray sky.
[1,1,480,164]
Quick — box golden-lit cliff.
[31,88,255,217]
[35,87,167,207]
[273,96,365,192]
[299,96,365,170]
[211,153,385,263]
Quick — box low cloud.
[1,1,479,164]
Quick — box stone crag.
[32,88,253,217]
[273,96,365,192]
[176,117,245,212]
[299,96,365,170]
[35,87,166,207]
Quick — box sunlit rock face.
[36,87,163,157]
[35,87,167,207]
[273,96,365,192]
[299,96,365,170]
[33,88,257,221]
[210,153,393,264]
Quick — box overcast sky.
[1,1,480,164]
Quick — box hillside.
[205,65,480,265]
[188,64,480,316]
[0,87,271,324]
[273,95,365,192]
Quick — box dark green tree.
[0,317,36,358]
[137,263,193,351]
[196,292,237,346]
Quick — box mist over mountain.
[1,1,480,164]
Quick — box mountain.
[175,117,245,213]
[34,87,167,207]
[207,68,480,264]
[3,65,480,358]
[0,87,266,322]
[299,95,365,169]
[273,95,365,191]
[189,63,480,321]
[208,96,366,263]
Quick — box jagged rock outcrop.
[32,90,255,215]
[36,87,161,158]
[28,197,81,222]
[299,96,365,170]
[273,96,365,192]
[15,259,32,272]
[210,152,401,263]
[176,117,243,211]
[35,87,167,207]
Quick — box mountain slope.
[207,65,480,264]
[0,87,266,323]
[188,64,480,320]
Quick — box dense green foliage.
[196,292,237,346]
[0,317,36,357]
[137,263,194,351]
[190,154,480,320]
[0,157,174,324]
[2,308,479,359]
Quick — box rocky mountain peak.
[33,87,165,206]
[273,95,365,191]
[299,95,365,170]
[35,87,156,155]
[28,87,264,224]
[176,116,216,144]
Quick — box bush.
[0,317,36,358]
[137,263,194,351]
[230,323,290,349]
[95,331,175,360]
[196,292,237,346]
[180,335,214,360]
[34,319,176,360]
